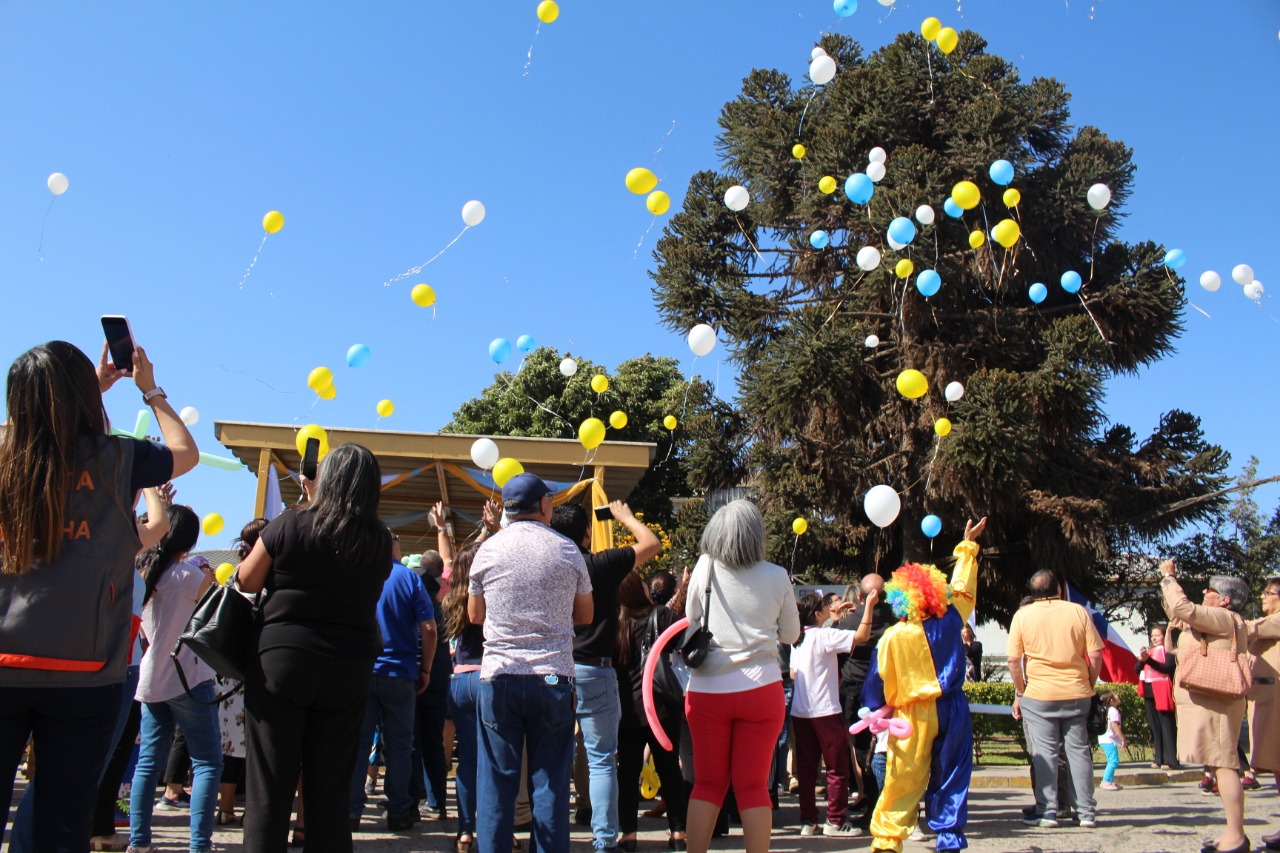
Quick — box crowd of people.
[3,338,1280,853]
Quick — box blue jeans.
[871,752,887,793]
[575,663,621,849]
[449,671,481,835]
[478,674,576,853]
[129,680,224,853]
[349,673,418,819]
[1100,742,1120,783]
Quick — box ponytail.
[137,504,200,606]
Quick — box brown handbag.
[1178,614,1255,700]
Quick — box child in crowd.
[1097,691,1126,790]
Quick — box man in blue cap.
[469,473,594,853]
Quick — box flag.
[1066,583,1139,684]
[263,466,283,521]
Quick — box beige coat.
[1247,612,1280,773]
[1161,576,1248,769]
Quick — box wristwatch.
[142,386,167,404]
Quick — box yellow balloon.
[935,417,953,437]
[295,424,330,458]
[896,369,929,400]
[262,210,285,234]
[492,457,524,487]
[579,418,606,450]
[792,517,809,536]
[936,27,959,54]
[536,0,559,23]
[646,190,670,216]
[792,144,807,159]
[968,230,986,249]
[202,513,224,537]
[609,411,628,430]
[992,218,1021,249]
[640,755,661,801]
[921,16,942,41]
[215,562,236,585]
[625,168,658,195]
[663,415,677,431]
[895,259,915,278]
[318,383,337,400]
[307,366,333,392]
[818,175,837,195]
[590,374,609,394]
[952,181,981,210]
[376,399,395,418]
[411,283,436,307]
[1003,188,1022,207]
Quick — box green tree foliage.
[443,349,743,524]
[650,32,1228,622]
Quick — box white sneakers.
[800,824,821,837]
[800,822,864,838]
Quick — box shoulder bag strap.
[171,642,244,705]
[701,564,715,629]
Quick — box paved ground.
[9,764,1280,852]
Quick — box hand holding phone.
[101,315,136,374]
[594,505,614,522]
[301,438,320,481]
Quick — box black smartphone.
[594,505,613,522]
[301,437,319,481]
[101,315,135,373]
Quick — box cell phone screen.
[301,438,320,481]
[101,315,134,373]
[594,505,613,522]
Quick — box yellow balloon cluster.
[536,0,559,24]
[411,283,436,307]
[295,424,330,458]
[921,17,942,41]
[215,563,236,585]
[921,17,959,54]
[625,167,669,217]
[202,513,224,537]
[792,517,809,535]
[818,175,837,195]
[895,259,914,278]
[590,374,609,394]
[992,218,1021,248]
[663,415,677,431]
[376,399,395,418]
[609,411,628,429]
[792,144,807,160]
[896,369,928,399]
[307,366,332,392]
[493,457,524,487]
[579,418,606,450]
[318,384,337,400]
[646,191,670,215]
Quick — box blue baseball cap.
[502,473,551,511]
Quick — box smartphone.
[301,437,319,481]
[101,315,135,373]
[594,505,613,522]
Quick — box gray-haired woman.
[1158,560,1251,853]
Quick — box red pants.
[685,682,785,811]
[793,713,851,825]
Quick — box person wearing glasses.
[1248,577,1280,851]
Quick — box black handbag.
[679,569,715,669]
[646,608,685,710]
[172,583,257,704]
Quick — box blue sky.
[2,1,1278,548]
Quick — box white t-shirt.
[137,560,213,704]
[1097,706,1122,746]
[790,625,857,718]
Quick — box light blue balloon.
[988,159,1015,186]
[1164,249,1187,270]
[1029,282,1048,304]
[489,337,512,363]
[943,198,963,218]
[887,216,917,246]
[516,334,537,353]
[921,514,943,539]
[1060,270,1082,293]
[346,343,371,368]
[810,230,830,250]
[833,0,857,16]
[844,173,875,205]
[916,269,941,297]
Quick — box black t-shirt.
[837,600,896,689]
[572,546,636,663]
[129,440,174,495]
[616,604,679,731]
[257,508,392,660]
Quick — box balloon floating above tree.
[944,381,965,402]
[411,283,436,307]
[1061,271,1083,293]
[536,0,559,23]
[591,374,609,393]
[516,335,537,354]
[810,230,830,250]
[1232,264,1255,285]
[609,411,628,429]
[921,515,943,538]
[1200,271,1222,292]
[47,172,69,196]
[724,185,751,211]
[864,485,902,528]
[896,369,928,399]
[1164,249,1187,270]
[579,418,606,450]
[792,517,809,535]
[1086,183,1112,210]
[1028,283,1048,304]
[646,191,670,215]
[809,54,837,85]
[856,246,881,271]
[792,144,806,159]
[845,173,874,204]
[489,338,512,364]
[663,415,678,431]
[559,357,578,377]
[262,210,285,234]
[818,175,838,194]
[833,0,856,16]
[916,270,941,297]
[988,160,1014,186]
[687,323,718,357]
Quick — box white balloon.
[688,323,718,357]
[864,335,879,348]
[886,236,906,251]
[559,357,578,377]
[864,484,902,528]
[1232,264,1255,286]
[1199,271,1221,292]
[47,172,69,196]
[461,200,486,227]
[811,46,827,59]
[1086,183,1111,211]
[470,438,500,470]
[179,406,200,426]
[855,246,881,271]
[866,161,886,182]
[915,205,936,226]
[809,54,837,86]
[878,0,895,5]
[944,381,965,402]
[724,185,750,212]
[1245,281,1264,301]
[868,146,887,164]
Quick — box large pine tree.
[651,31,1228,622]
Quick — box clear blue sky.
[2,1,1277,548]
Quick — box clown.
[861,517,986,853]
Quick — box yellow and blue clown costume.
[862,538,980,853]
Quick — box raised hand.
[964,516,988,542]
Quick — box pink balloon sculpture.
[848,705,913,740]
[642,616,690,751]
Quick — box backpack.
[1086,693,1108,737]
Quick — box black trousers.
[413,688,449,809]
[243,647,373,853]
[92,699,142,837]
[618,724,687,835]
[1143,696,1180,768]
[164,725,190,786]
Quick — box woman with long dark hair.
[441,541,482,853]
[235,443,392,852]
[0,340,195,852]
[129,503,224,853]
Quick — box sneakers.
[823,822,863,837]
[908,826,933,841]
[364,779,376,796]
[1242,775,1262,791]
[126,847,156,853]
[1199,774,1218,795]
[156,795,189,811]
[1022,815,1059,828]
[1099,781,1121,790]
[387,811,416,832]
[800,824,821,837]
[1079,818,1098,828]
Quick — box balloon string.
[238,235,269,289]
[495,369,574,436]
[384,226,469,286]
[925,43,936,105]
[1077,292,1109,344]
[217,363,303,395]
[294,393,320,423]
[735,218,767,266]
[37,198,57,260]
[796,89,819,138]
[924,438,941,494]
[1162,267,1211,320]
[633,217,658,260]
[1087,215,1103,284]
[652,120,678,167]
[522,23,541,77]
[789,534,800,582]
